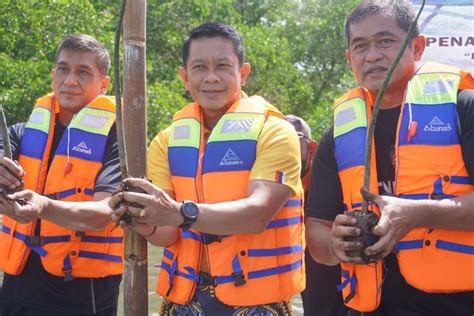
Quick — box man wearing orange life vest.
[0,35,122,315]
[306,1,474,315]
[109,22,305,315]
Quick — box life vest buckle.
[62,268,74,282]
[202,233,222,245]
[198,272,216,287]
[430,194,444,200]
[231,271,246,287]
[25,236,44,246]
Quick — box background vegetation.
[0,0,358,140]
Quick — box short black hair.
[55,34,110,75]
[344,0,420,48]
[182,22,245,67]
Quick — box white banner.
[411,0,474,72]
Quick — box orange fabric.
[156,96,305,306]
[334,88,383,312]
[394,65,474,292]
[0,94,123,278]
[335,63,474,312]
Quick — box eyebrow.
[350,31,398,45]
[56,61,93,71]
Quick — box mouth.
[364,67,388,78]
[61,91,81,96]
[200,89,224,96]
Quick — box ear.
[411,35,426,61]
[101,76,110,94]
[240,63,251,85]
[308,141,318,159]
[51,69,55,90]
[345,49,352,66]
[179,67,189,90]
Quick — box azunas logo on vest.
[424,116,452,132]
[219,148,243,166]
[72,141,92,155]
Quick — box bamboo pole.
[122,0,148,315]
[0,104,12,160]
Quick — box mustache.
[363,66,388,76]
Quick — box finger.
[365,232,391,255]
[372,214,390,236]
[334,250,364,264]
[111,205,129,222]
[334,214,357,226]
[124,204,145,217]
[119,220,134,230]
[108,192,125,209]
[120,191,151,207]
[1,158,25,177]
[0,167,22,188]
[334,239,363,252]
[7,190,32,201]
[332,225,361,238]
[123,177,156,193]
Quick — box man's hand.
[1,190,47,224]
[109,177,182,228]
[362,189,417,258]
[0,157,25,191]
[330,214,364,264]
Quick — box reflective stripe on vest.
[157,96,305,306]
[0,94,123,278]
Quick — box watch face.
[184,201,199,218]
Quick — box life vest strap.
[2,225,50,257]
[161,252,301,289]
[46,187,94,200]
[283,199,302,207]
[266,216,302,229]
[337,269,357,303]
[395,239,474,255]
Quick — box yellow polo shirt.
[147,115,301,196]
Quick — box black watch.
[179,200,199,229]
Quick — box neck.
[201,98,240,130]
[368,86,405,109]
[58,109,77,126]
[202,108,228,130]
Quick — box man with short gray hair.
[0,34,122,315]
[306,0,474,315]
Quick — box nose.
[63,73,79,86]
[204,69,220,83]
[365,43,383,63]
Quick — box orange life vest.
[334,62,474,311]
[0,94,123,280]
[156,96,305,306]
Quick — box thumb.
[6,190,28,200]
[124,177,155,193]
[372,213,389,236]
[361,186,378,202]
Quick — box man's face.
[345,13,425,93]
[52,49,109,113]
[179,37,251,116]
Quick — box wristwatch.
[178,200,199,229]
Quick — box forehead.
[56,49,100,70]
[349,13,405,41]
[187,37,238,63]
